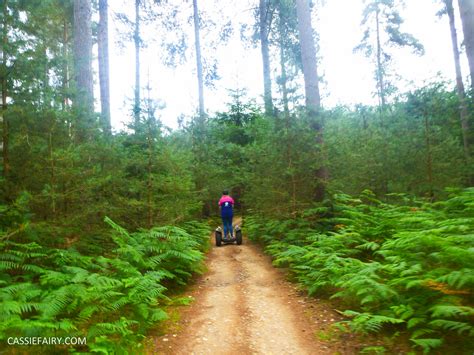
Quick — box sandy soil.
[147,219,358,355]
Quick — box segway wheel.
[215,230,222,247]
[236,229,242,245]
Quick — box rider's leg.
[229,216,234,237]
[223,217,230,238]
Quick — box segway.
[215,225,242,246]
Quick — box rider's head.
[222,189,229,195]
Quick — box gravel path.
[148,219,349,354]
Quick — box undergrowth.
[246,188,474,354]
[0,201,209,354]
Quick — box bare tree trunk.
[193,0,205,121]
[145,78,154,227]
[62,19,73,139]
[295,0,326,201]
[278,2,290,119]
[423,111,434,199]
[458,0,474,91]
[446,0,471,164]
[1,0,9,179]
[43,46,50,108]
[260,0,273,115]
[284,109,297,215]
[62,19,70,110]
[375,5,386,109]
[98,0,111,135]
[144,75,157,225]
[296,0,320,111]
[280,44,296,213]
[62,20,67,110]
[277,3,294,213]
[0,94,7,180]
[73,0,94,140]
[49,128,56,218]
[134,0,141,127]
[279,45,290,118]
[191,0,207,216]
[147,119,154,228]
[375,4,389,194]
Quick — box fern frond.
[410,338,443,353]
[430,305,474,318]
[429,319,474,335]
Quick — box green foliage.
[246,188,474,353]
[0,218,209,352]
[355,0,424,103]
[202,83,471,220]
[339,311,404,334]
[2,1,473,354]
[326,83,467,197]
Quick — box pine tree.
[73,0,94,141]
[133,0,141,129]
[295,0,326,201]
[355,0,424,109]
[1,0,10,180]
[259,0,273,115]
[458,0,474,92]
[98,0,111,135]
[193,0,205,120]
[444,0,471,175]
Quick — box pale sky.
[96,0,469,131]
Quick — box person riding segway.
[215,190,242,246]
[219,190,234,238]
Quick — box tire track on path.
[149,218,338,354]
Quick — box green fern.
[429,319,474,336]
[410,338,443,354]
[430,305,474,318]
[247,188,474,353]
[0,217,209,352]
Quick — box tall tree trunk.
[279,47,290,118]
[134,0,141,127]
[375,5,386,109]
[1,0,9,179]
[259,0,273,115]
[62,18,73,139]
[193,0,205,121]
[1,87,7,180]
[458,0,474,92]
[423,111,434,199]
[191,0,208,216]
[280,43,296,213]
[49,128,57,218]
[62,19,69,111]
[98,0,111,135]
[42,46,50,108]
[147,119,154,228]
[73,0,94,141]
[278,1,290,119]
[277,2,294,213]
[375,3,389,193]
[295,0,326,201]
[145,80,154,227]
[446,0,471,164]
[296,0,320,111]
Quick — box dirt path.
[148,219,354,354]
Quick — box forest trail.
[148,218,348,355]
